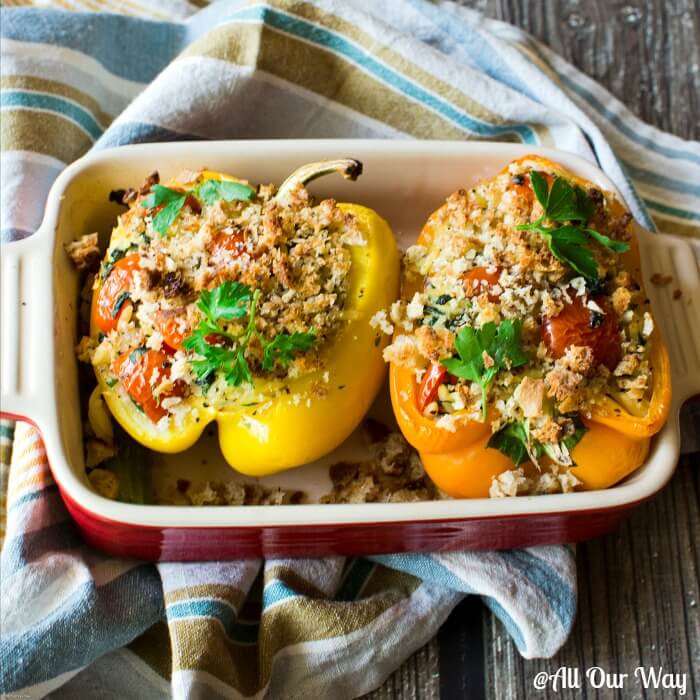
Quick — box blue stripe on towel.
[167,599,259,644]
[0,565,162,693]
[498,550,576,631]
[1,90,104,140]
[0,8,182,84]
[95,121,205,148]
[7,484,60,514]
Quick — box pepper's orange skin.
[390,364,491,454]
[390,155,672,497]
[420,434,514,498]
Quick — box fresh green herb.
[105,377,118,387]
[487,420,536,465]
[183,281,316,388]
[195,179,255,206]
[197,281,253,322]
[441,319,529,420]
[262,331,316,371]
[488,416,588,467]
[517,171,629,279]
[111,291,131,318]
[141,184,188,237]
[140,179,256,237]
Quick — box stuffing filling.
[76,170,362,426]
[382,159,657,492]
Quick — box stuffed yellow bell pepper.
[385,155,671,498]
[87,160,399,475]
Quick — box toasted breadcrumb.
[182,480,303,506]
[65,233,101,272]
[516,376,545,418]
[87,467,119,499]
[650,273,672,286]
[320,420,435,504]
[72,171,363,421]
[382,159,657,461]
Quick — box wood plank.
[364,636,440,699]
[484,457,699,700]
[483,0,700,140]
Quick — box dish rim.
[2,138,696,529]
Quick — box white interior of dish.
[17,139,698,526]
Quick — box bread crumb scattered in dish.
[321,420,436,503]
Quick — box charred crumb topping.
[383,159,656,479]
[80,170,363,423]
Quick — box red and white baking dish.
[2,140,698,561]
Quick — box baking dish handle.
[637,227,700,408]
[1,231,53,428]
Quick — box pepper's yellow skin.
[389,155,671,497]
[93,170,400,475]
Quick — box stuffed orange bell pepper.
[84,160,399,475]
[384,155,670,498]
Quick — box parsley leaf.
[529,170,550,208]
[197,281,253,323]
[195,179,256,206]
[262,331,316,371]
[141,180,256,236]
[488,416,588,467]
[141,184,187,236]
[584,228,630,253]
[547,226,598,279]
[519,171,629,279]
[487,421,535,465]
[183,281,316,388]
[441,319,528,419]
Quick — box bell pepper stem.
[277,159,363,204]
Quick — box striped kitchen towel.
[1,1,698,698]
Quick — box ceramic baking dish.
[2,140,698,561]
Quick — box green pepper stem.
[276,159,363,204]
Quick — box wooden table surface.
[368,1,700,698]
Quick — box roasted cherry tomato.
[155,308,190,351]
[92,255,141,333]
[417,363,447,412]
[542,294,621,370]
[112,348,183,423]
[208,230,246,259]
[463,266,502,302]
[184,194,202,214]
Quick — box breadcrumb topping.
[382,158,657,464]
[76,170,364,421]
